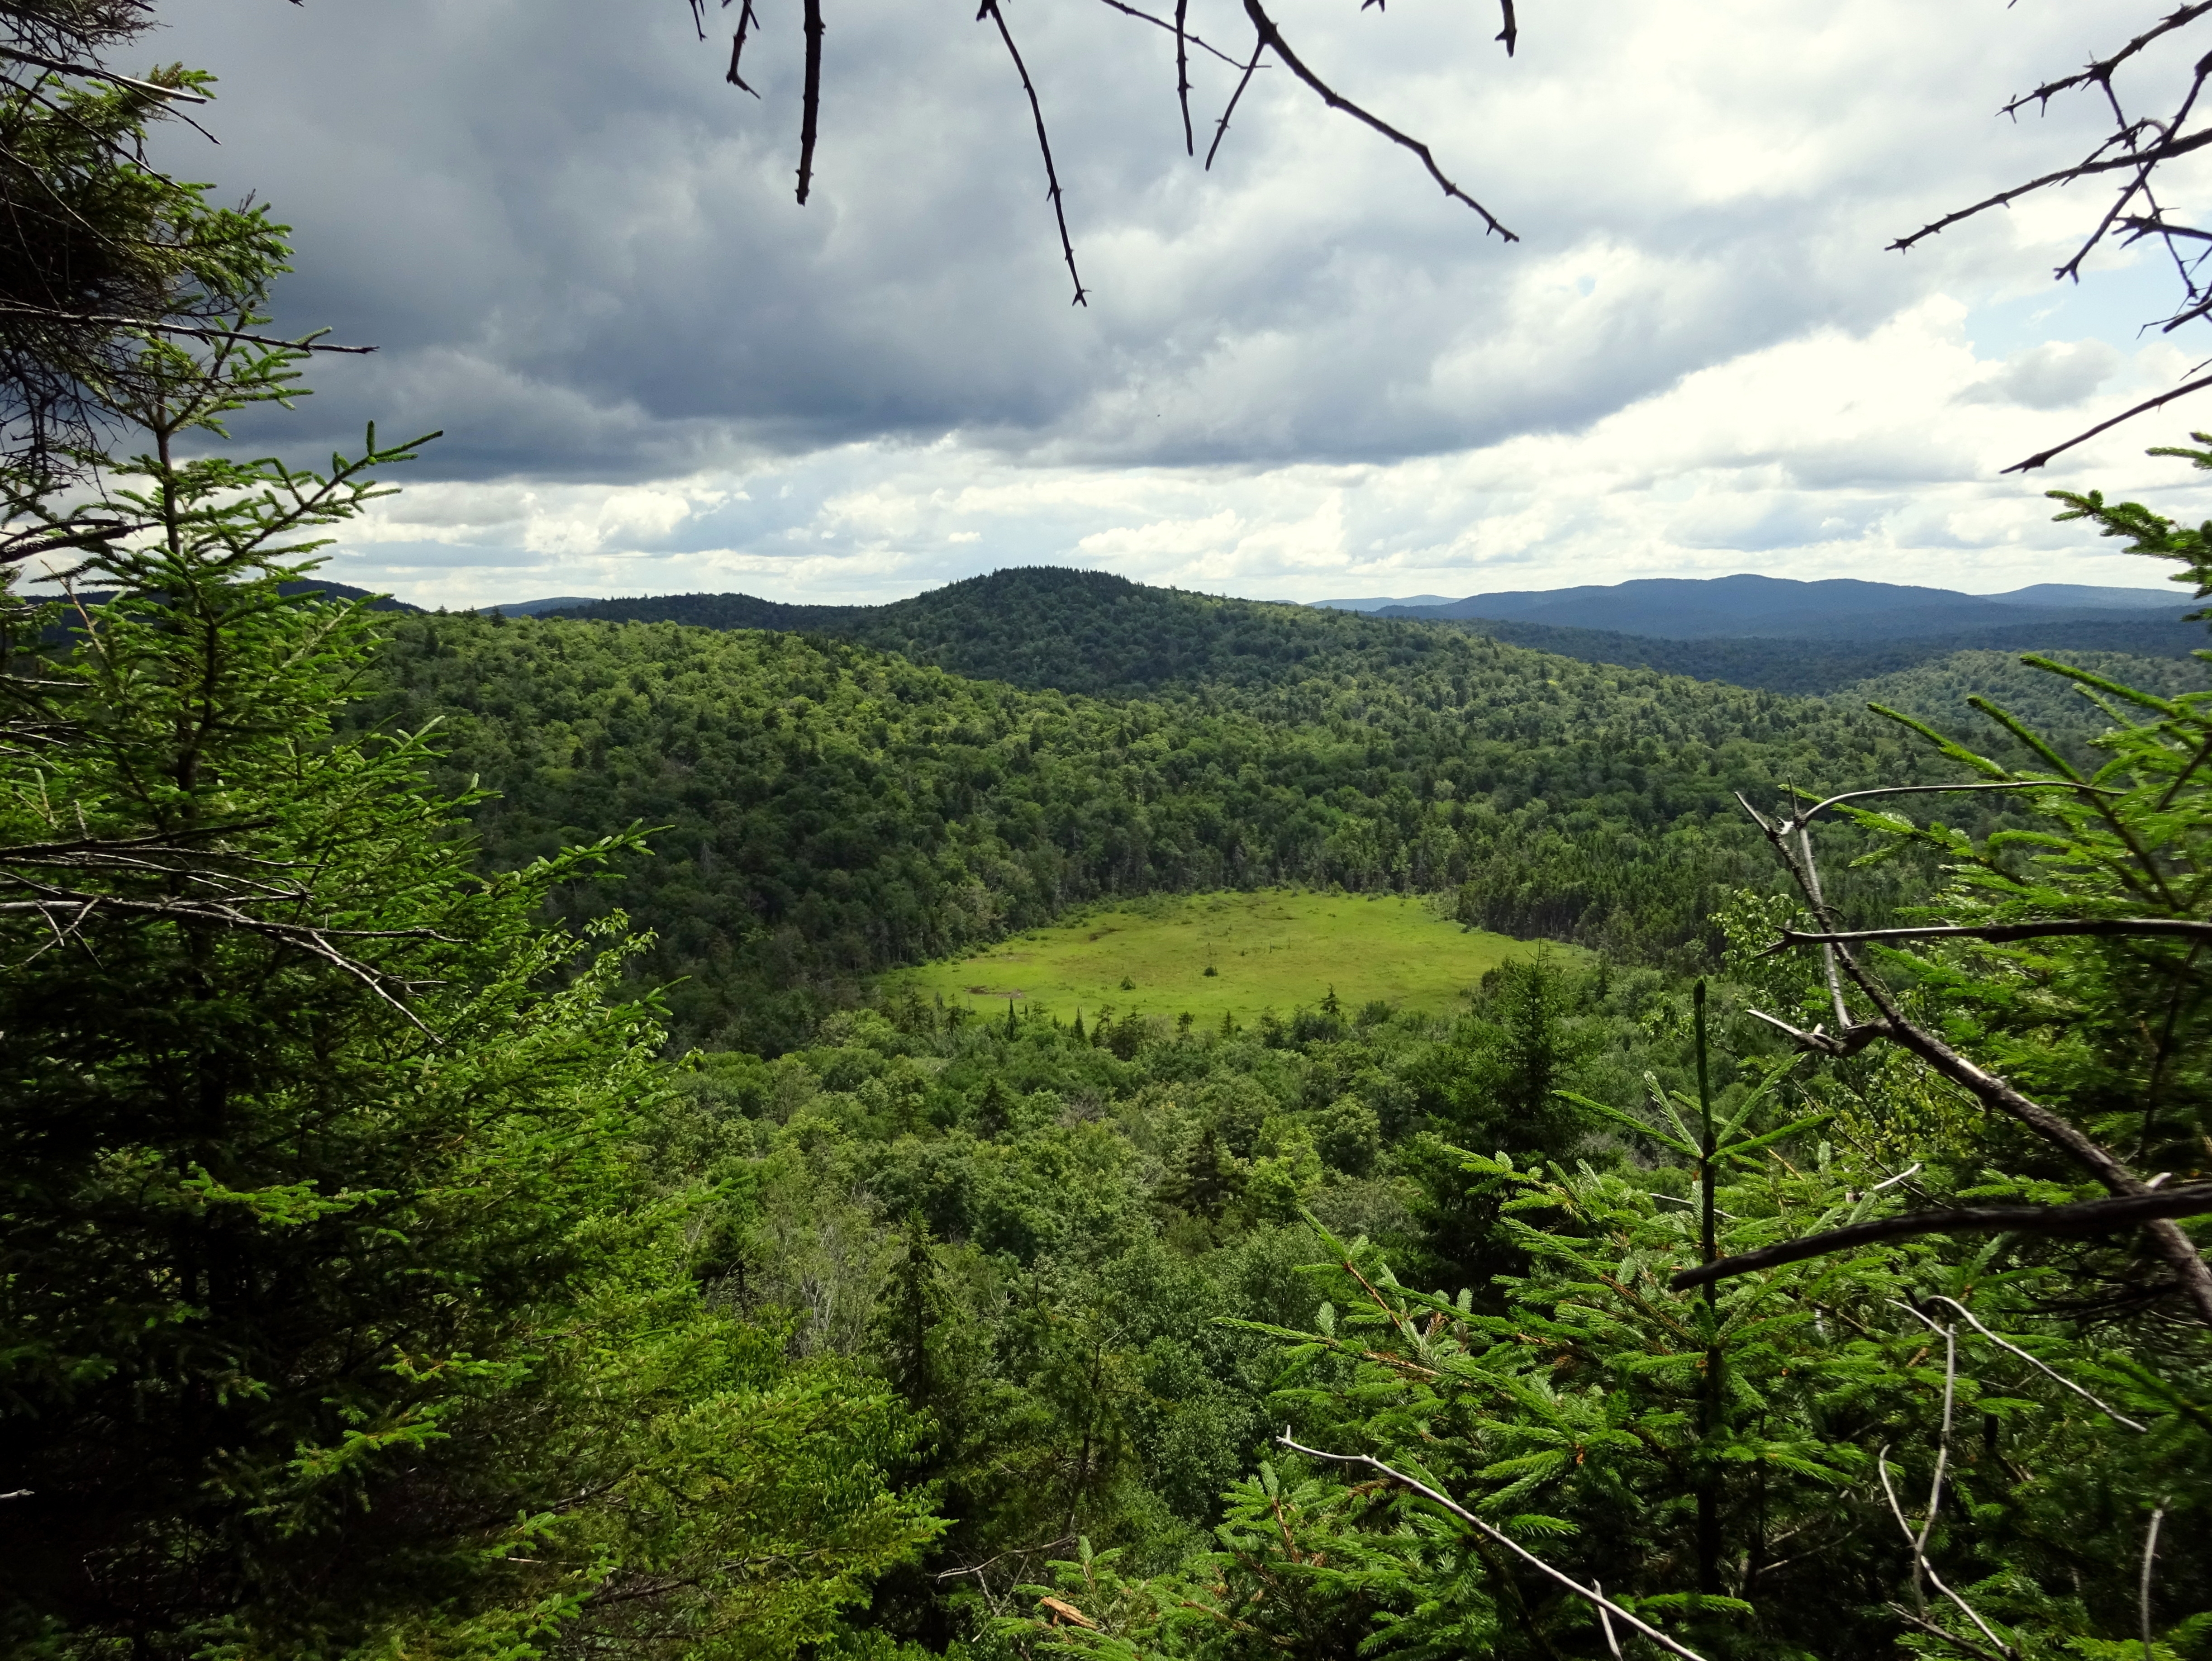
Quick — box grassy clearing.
[884,888,1568,1026]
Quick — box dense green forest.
[5,17,2211,1661]
[357,591,1956,1048]
[548,574,2205,698]
[366,574,2198,1049]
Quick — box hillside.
[542,568,2205,702]
[547,569,1452,701]
[354,591,1965,1049]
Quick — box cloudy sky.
[147,0,2212,608]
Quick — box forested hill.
[545,566,2205,700]
[549,569,1517,701]
[358,608,1941,1049]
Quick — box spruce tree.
[0,182,936,1661]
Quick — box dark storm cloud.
[148,0,2123,483]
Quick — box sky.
[143,0,2212,609]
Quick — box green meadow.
[884,888,1566,1025]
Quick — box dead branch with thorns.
[685,0,1520,305]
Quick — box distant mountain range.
[488,568,2206,700]
[1313,574,2193,641]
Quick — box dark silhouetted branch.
[1890,130,2212,257]
[2000,4,2212,116]
[1085,0,1248,70]
[0,518,159,565]
[977,0,1088,305]
[796,0,824,203]
[1239,0,1517,241]
[1205,34,1268,170]
[727,0,761,95]
[2003,371,2212,473]
[1175,0,1192,152]
[1671,1186,2212,1291]
[0,304,374,354]
[0,43,207,101]
[1496,0,1517,56]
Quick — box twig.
[1736,795,2212,1325]
[0,303,374,354]
[1205,33,1268,170]
[796,0,825,203]
[1774,919,2212,951]
[1087,0,1248,68]
[726,0,761,95]
[1891,129,2212,258]
[1914,1325,1959,1607]
[1238,0,1517,241]
[1175,0,1193,152]
[2000,5,2212,117]
[0,45,209,102]
[1876,1441,2014,1658]
[1672,1186,2212,1290]
[1798,817,1851,1028]
[1744,1005,1890,1058]
[2003,372,2212,474]
[1496,0,1517,56]
[1277,1435,1712,1661]
[1746,781,2120,842]
[2142,1503,2167,1661]
[1921,1296,2147,1433]
[1594,1579,1622,1660]
[1886,1601,2015,1661]
[977,0,1088,305]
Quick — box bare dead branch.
[1921,1294,2148,1432]
[977,0,1088,305]
[0,43,208,102]
[1885,1602,2015,1661]
[1276,1436,1713,1661]
[2000,5,2212,116]
[726,0,761,95]
[0,886,445,1030]
[1747,781,2120,842]
[1205,33,1268,171]
[1175,0,1192,152]
[0,302,375,355]
[1238,0,1517,240]
[796,0,825,203]
[1744,1005,1891,1058]
[1891,128,2212,258]
[1737,794,2212,1324]
[2002,370,2212,474]
[1670,1186,2212,1291]
[2142,1503,2168,1661]
[1085,0,1247,68]
[1496,0,1517,57]
[1876,1432,2015,1659]
[1774,919,2212,951]
[0,518,161,564]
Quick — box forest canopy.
[2,5,2211,1660]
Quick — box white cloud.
[139,0,2212,608]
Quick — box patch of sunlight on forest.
[885,887,1569,1022]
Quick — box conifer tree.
[0,147,936,1661]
